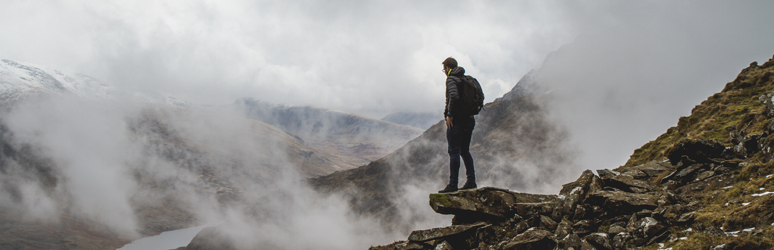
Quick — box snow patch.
[752,191,774,197]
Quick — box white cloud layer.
[0,0,575,118]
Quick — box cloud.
[0,0,575,118]
[532,1,774,169]
[2,1,774,248]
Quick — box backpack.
[458,75,485,116]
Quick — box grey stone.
[573,220,596,235]
[585,191,658,215]
[515,202,561,218]
[638,217,666,238]
[434,241,452,250]
[596,169,620,179]
[429,187,558,218]
[555,220,573,239]
[503,228,556,250]
[624,160,671,178]
[407,222,486,242]
[562,233,582,250]
[608,224,627,234]
[677,211,695,223]
[540,215,558,231]
[611,232,632,249]
[583,233,612,250]
[601,174,657,193]
[559,170,600,215]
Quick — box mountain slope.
[0,104,355,248]
[381,112,442,130]
[0,59,112,105]
[615,58,774,249]
[310,70,574,230]
[367,56,774,250]
[235,98,424,169]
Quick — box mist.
[533,1,774,170]
[2,1,774,249]
[0,95,401,248]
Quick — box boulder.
[621,169,649,179]
[601,174,657,193]
[572,220,596,236]
[585,191,658,215]
[434,241,452,250]
[662,163,710,184]
[633,217,666,239]
[622,160,671,178]
[368,241,428,250]
[407,222,486,242]
[611,232,632,249]
[608,224,627,234]
[429,187,558,219]
[555,220,573,239]
[503,228,556,250]
[561,233,582,250]
[665,139,725,165]
[583,233,612,250]
[514,202,561,218]
[559,170,600,214]
[539,215,558,231]
[596,169,620,179]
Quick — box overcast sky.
[1,0,577,117]
[2,0,774,169]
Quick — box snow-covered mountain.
[0,59,188,108]
[0,59,112,103]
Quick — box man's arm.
[445,77,460,117]
[444,77,459,129]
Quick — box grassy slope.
[620,56,774,249]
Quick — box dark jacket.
[444,67,466,118]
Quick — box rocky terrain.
[369,57,774,249]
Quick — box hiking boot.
[460,181,477,190]
[438,184,458,193]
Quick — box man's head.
[442,57,457,73]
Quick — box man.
[439,57,477,193]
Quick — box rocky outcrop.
[370,141,757,250]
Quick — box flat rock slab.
[602,174,657,193]
[429,187,559,218]
[503,228,556,250]
[407,222,486,242]
[585,191,658,215]
[622,160,671,178]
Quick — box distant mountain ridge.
[0,59,425,249]
[0,59,112,104]
[235,97,424,169]
[0,59,190,109]
[381,112,441,130]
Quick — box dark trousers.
[447,116,475,186]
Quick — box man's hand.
[445,116,453,129]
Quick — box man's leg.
[446,125,462,187]
[460,117,476,189]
